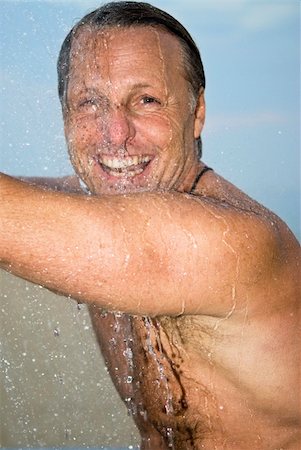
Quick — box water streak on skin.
[177,228,200,316]
[186,196,240,321]
[154,29,173,150]
[212,211,239,330]
[114,313,136,416]
[237,294,249,387]
[143,317,176,448]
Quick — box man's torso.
[90,170,300,449]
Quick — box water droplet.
[53,327,60,337]
[77,302,83,311]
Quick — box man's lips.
[95,154,152,178]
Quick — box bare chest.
[129,315,226,446]
[128,313,300,448]
[90,307,299,448]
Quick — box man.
[0,2,300,449]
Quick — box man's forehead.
[67,25,187,96]
[70,25,183,61]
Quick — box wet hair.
[57,1,205,157]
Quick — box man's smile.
[95,154,152,178]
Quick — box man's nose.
[103,105,135,147]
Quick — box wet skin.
[1,25,300,449]
[63,27,300,449]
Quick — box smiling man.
[0,2,300,449]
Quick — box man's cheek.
[136,114,172,147]
[66,115,100,143]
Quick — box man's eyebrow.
[130,83,153,90]
[78,86,103,95]
[130,83,166,94]
[70,86,107,99]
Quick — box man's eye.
[78,98,98,108]
[141,96,161,106]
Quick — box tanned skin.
[1,27,300,449]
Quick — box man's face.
[64,26,204,195]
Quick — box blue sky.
[0,0,300,238]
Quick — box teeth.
[106,167,144,178]
[99,155,151,170]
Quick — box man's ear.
[194,89,206,139]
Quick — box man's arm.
[0,173,298,317]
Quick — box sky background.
[0,0,300,239]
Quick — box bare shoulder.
[196,168,299,251]
[192,168,300,308]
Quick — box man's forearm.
[0,173,108,303]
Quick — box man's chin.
[82,177,157,196]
